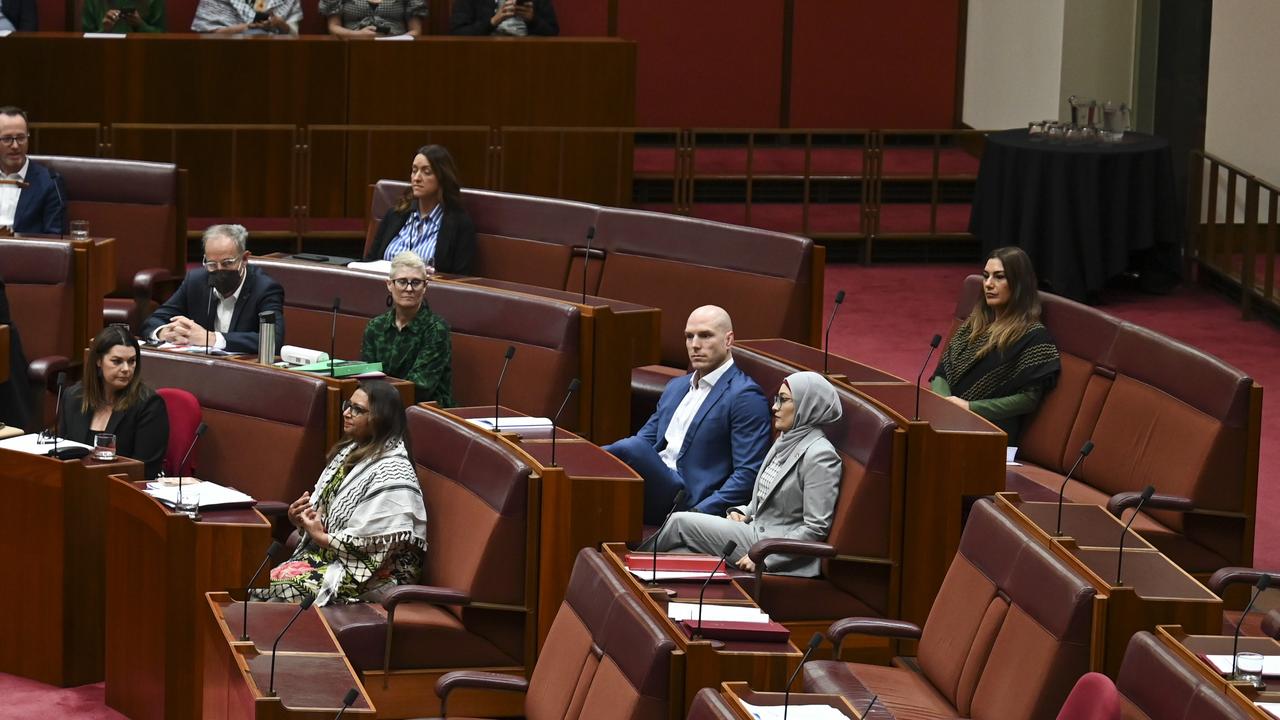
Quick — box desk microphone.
[239,539,283,641]
[329,296,341,377]
[861,694,880,718]
[914,334,942,421]
[1231,574,1272,680]
[580,225,596,306]
[333,687,359,719]
[642,489,688,584]
[823,290,846,376]
[1054,440,1095,536]
[267,594,315,697]
[693,540,736,639]
[549,378,580,467]
[51,171,68,235]
[782,633,824,720]
[493,345,516,433]
[46,371,67,458]
[175,422,208,514]
[1115,485,1154,585]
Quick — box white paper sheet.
[146,480,255,509]
[467,417,554,430]
[0,432,92,455]
[738,702,850,720]
[1006,446,1020,465]
[83,32,127,38]
[1204,653,1280,677]
[156,342,236,356]
[1256,702,1280,719]
[346,259,392,273]
[627,569,731,582]
[666,601,770,624]
[374,33,414,40]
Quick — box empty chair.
[1116,632,1253,719]
[156,387,202,476]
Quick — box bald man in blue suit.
[605,305,772,525]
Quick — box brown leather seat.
[1116,632,1253,720]
[685,688,737,720]
[434,548,675,720]
[803,498,1096,720]
[140,349,330,504]
[322,405,533,673]
[33,155,185,333]
[950,275,1260,578]
[733,347,902,625]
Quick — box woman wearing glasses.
[651,371,843,577]
[363,144,476,275]
[257,379,427,606]
[361,252,453,406]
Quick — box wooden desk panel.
[105,476,273,720]
[0,447,143,687]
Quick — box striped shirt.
[383,204,444,265]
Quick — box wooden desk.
[0,324,9,383]
[600,542,802,717]
[447,405,642,644]
[104,475,273,720]
[203,592,375,719]
[997,493,1223,676]
[450,276,662,443]
[0,446,143,687]
[1157,625,1280,716]
[720,681,879,719]
[734,339,1006,631]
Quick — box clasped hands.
[243,12,291,33]
[157,316,213,347]
[726,510,756,572]
[490,0,534,26]
[102,8,144,30]
[289,491,332,548]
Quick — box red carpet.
[821,263,1280,571]
[0,676,123,719]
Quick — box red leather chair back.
[1056,672,1120,720]
[157,387,202,477]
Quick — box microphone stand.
[240,539,283,640]
[1054,440,1094,535]
[493,346,515,433]
[646,490,688,585]
[580,226,595,306]
[693,541,736,639]
[1115,486,1155,585]
[267,594,315,697]
[823,290,846,376]
[914,334,942,421]
[549,378,580,467]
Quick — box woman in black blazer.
[60,325,169,479]
[363,144,477,275]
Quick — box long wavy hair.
[82,324,151,413]
[331,379,412,473]
[961,246,1043,358]
[394,144,463,213]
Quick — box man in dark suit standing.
[605,305,772,525]
[0,0,37,32]
[142,224,285,354]
[0,106,67,236]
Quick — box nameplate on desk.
[1203,653,1280,677]
[625,553,733,581]
[0,432,93,455]
[679,619,791,642]
[739,702,850,720]
[146,479,256,510]
[467,417,554,431]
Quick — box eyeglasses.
[0,135,28,146]
[203,256,242,271]
[391,277,426,290]
[342,399,370,417]
[772,395,793,406]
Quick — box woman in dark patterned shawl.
[931,246,1061,445]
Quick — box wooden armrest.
[1108,491,1194,516]
[436,671,528,717]
[1207,567,1278,596]
[747,538,837,564]
[827,617,922,653]
[382,584,471,611]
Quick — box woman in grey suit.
[652,371,843,578]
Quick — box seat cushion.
[1005,465,1063,502]
[630,364,685,430]
[322,602,518,672]
[803,660,960,720]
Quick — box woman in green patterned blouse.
[361,251,454,406]
[930,246,1061,445]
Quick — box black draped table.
[969,128,1181,301]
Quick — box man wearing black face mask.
[142,224,285,354]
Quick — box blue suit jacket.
[12,160,67,236]
[637,361,772,516]
[141,265,285,354]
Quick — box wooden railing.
[1188,151,1280,319]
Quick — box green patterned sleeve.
[967,385,1043,421]
[408,317,453,406]
[360,318,378,363]
[930,375,951,396]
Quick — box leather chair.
[320,405,535,716]
[802,498,1096,720]
[0,239,82,423]
[1206,568,1280,639]
[1116,631,1253,720]
[156,387,202,477]
[732,347,903,636]
[686,688,737,720]
[461,189,599,291]
[434,547,675,720]
[950,275,1261,579]
[33,156,186,333]
[1056,673,1120,720]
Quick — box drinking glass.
[93,432,117,461]
[1235,651,1264,688]
[70,220,90,240]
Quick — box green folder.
[291,359,383,378]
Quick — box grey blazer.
[729,433,842,577]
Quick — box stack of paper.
[467,417,554,431]
[145,480,256,510]
[0,433,92,455]
[666,602,770,624]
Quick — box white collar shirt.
[210,269,247,351]
[0,158,30,229]
[658,356,735,470]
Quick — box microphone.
[333,688,359,719]
[267,594,315,697]
[205,273,217,356]
[914,334,942,421]
[823,289,846,376]
[782,633,824,720]
[548,377,580,467]
[643,489,688,584]
[51,171,68,235]
[580,225,596,306]
[329,296,341,377]
[862,695,880,718]
[1115,485,1155,585]
[492,345,516,433]
[1231,574,1272,680]
[175,422,209,516]
[47,371,67,457]
[693,540,737,639]
[1054,440,1095,536]
[239,539,283,641]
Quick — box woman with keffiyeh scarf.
[255,380,427,606]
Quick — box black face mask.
[209,268,243,297]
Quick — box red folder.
[678,619,791,642]
[625,553,731,578]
